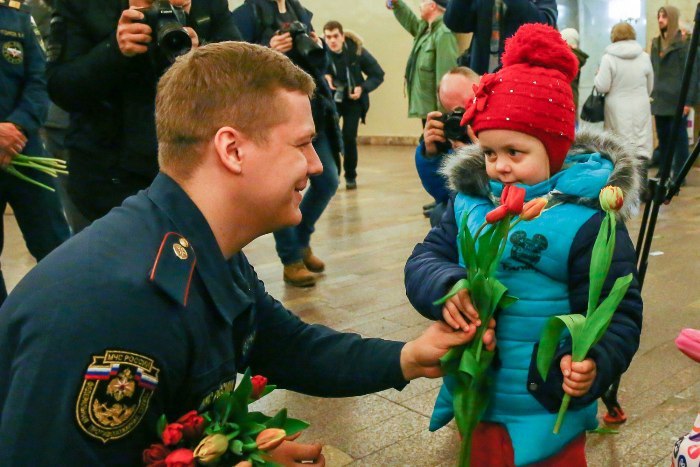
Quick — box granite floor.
[2,144,699,466]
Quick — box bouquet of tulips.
[142,369,309,467]
[433,185,548,466]
[536,186,633,434]
[3,154,67,192]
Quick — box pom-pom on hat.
[461,23,579,174]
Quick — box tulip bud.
[255,428,286,451]
[502,185,526,215]
[250,375,268,400]
[519,198,548,221]
[599,186,624,212]
[193,434,229,465]
[485,205,508,224]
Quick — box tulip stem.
[473,221,488,241]
[553,394,571,434]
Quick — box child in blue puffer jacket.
[404,24,644,466]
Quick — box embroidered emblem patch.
[76,350,160,443]
[2,40,23,64]
[510,231,548,265]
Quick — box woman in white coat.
[594,22,654,159]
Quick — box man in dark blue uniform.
[46,0,241,230]
[0,42,493,465]
[0,0,69,305]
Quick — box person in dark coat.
[233,0,343,287]
[323,20,385,189]
[0,41,492,466]
[443,0,557,73]
[0,0,69,305]
[46,0,241,227]
[650,5,700,178]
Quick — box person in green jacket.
[387,0,460,124]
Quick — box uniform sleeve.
[0,278,189,465]
[46,0,131,112]
[527,212,643,411]
[593,55,613,94]
[247,265,408,397]
[6,14,48,135]
[504,0,558,25]
[404,198,466,321]
[392,0,422,37]
[359,49,384,94]
[206,0,242,43]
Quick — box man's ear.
[213,126,246,175]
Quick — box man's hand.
[560,356,597,397]
[0,122,27,158]
[270,32,294,54]
[117,8,152,57]
[265,437,325,466]
[324,74,336,90]
[309,31,323,47]
[0,150,15,168]
[442,288,480,332]
[423,111,446,156]
[400,320,496,380]
[349,86,363,100]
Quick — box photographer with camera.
[323,21,384,191]
[46,0,241,230]
[417,67,480,225]
[233,0,344,287]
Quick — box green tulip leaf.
[233,368,254,407]
[498,294,518,309]
[258,385,277,399]
[265,408,288,429]
[581,273,633,352]
[588,214,616,315]
[249,452,266,463]
[240,421,267,436]
[439,344,466,367]
[156,414,167,439]
[536,314,586,380]
[242,439,259,452]
[283,417,311,436]
[458,349,479,377]
[213,393,234,421]
[230,439,244,455]
[433,278,470,306]
[247,411,273,424]
[459,211,478,273]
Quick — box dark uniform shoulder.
[148,232,197,307]
[0,0,30,13]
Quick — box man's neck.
[274,0,286,13]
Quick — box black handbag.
[580,88,605,123]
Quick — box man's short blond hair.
[156,41,316,177]
[611,22,636,42]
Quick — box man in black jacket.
[46,0,241,228]
[233,0,343,287]
[323,20,384,190]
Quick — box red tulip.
[161,423,184,447]
[501,185,526,215]
[175,411,205,441]
[164,448,195,467]
[485,205,509,224]
[143,443,170,467]
[251,375,268,400]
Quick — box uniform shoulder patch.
[75,350,160,443]
[149,232,196,307]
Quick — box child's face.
[480,129,551,185]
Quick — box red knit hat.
[460,24,579,174]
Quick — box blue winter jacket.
[404,130,644,465]
[444,0,557,74]
[415,141,451,205]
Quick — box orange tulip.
[520,198,548,221]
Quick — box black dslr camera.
[439,108,470,143]
[278,21,325,67]
[137,1,192,63]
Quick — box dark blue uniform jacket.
[0,173,407,465]
[1,3,48,155]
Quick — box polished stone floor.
[3,144,699,466]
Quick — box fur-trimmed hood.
[344,31,364,55]
[440,128,646,220]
